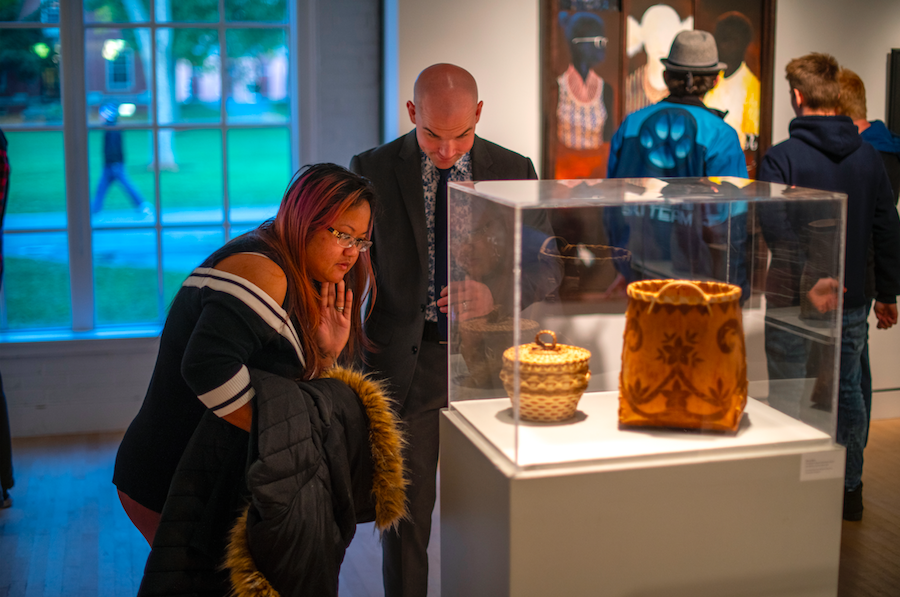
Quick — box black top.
[113,230,307,512]
[104,128,124,165]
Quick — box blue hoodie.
[861,120,900,204]
[861,120,900,154]
[758,115,900,308]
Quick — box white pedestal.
[440,393,845,597]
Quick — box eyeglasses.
[571,35,608,49]
[328,227,373,252]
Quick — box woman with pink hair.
[113,163,378,545]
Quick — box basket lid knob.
[534,330,558,351]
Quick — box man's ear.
[407,100,417,125]
[474,100,483,124]
[791,87,804,108]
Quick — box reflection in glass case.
[447,177,846,468]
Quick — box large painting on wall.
[541,0,775,179]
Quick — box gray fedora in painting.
[660,30,727,74]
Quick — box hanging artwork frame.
[541,0,776,179]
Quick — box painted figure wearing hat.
[602,29,749,300]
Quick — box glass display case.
[446,177,847,469]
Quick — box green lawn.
[6,131,68,215]
[6,256,191,329]
[7,127,290,214]
[4,257,72,329]
[3,126,291,331]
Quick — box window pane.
[0,27,61,126]
[89,128,155,225]
[229,224,257,239]
[84,0,149,24]
[3,131,66,230]
[86,28,151,125]
[160,129,223,224]
[169,0,218,23]
[93,229,159,325]
[1,0,58,23]
[227,127,287,224]
[226,0,286,23]
[160,28,221,124]
[3,232,71,330]
[226,29,287,124]
[162,227,224,308]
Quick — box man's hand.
[438,278,494,321]
[874,301,898,330]
[807,277,840,313]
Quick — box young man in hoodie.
[838,68,900,466]
[758,52,900,521]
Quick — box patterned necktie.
[434,167,451,339]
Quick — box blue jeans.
[836,305,870,491]
[764,323,811,417]
[860,300,873,448]
[91,162,145,213]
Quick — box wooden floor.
[836,417,900,597]
[1,420,898,596]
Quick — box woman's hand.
[316,279,353,365]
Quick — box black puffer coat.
[137,367,406,597]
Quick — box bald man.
[350,64,540,597]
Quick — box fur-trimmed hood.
[321,366,408,529]
[224,366,407,597]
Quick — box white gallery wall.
[387,0,541,160]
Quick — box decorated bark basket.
[500,330,591,422]
[619,279,747,432]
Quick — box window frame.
[0,0,309,340]
[105,45,134,91]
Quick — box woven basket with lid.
[500,330,591,422]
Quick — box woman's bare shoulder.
[214,253,288,305]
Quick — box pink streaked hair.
[260,163,376,377]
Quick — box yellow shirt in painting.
[705,62,760,151]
